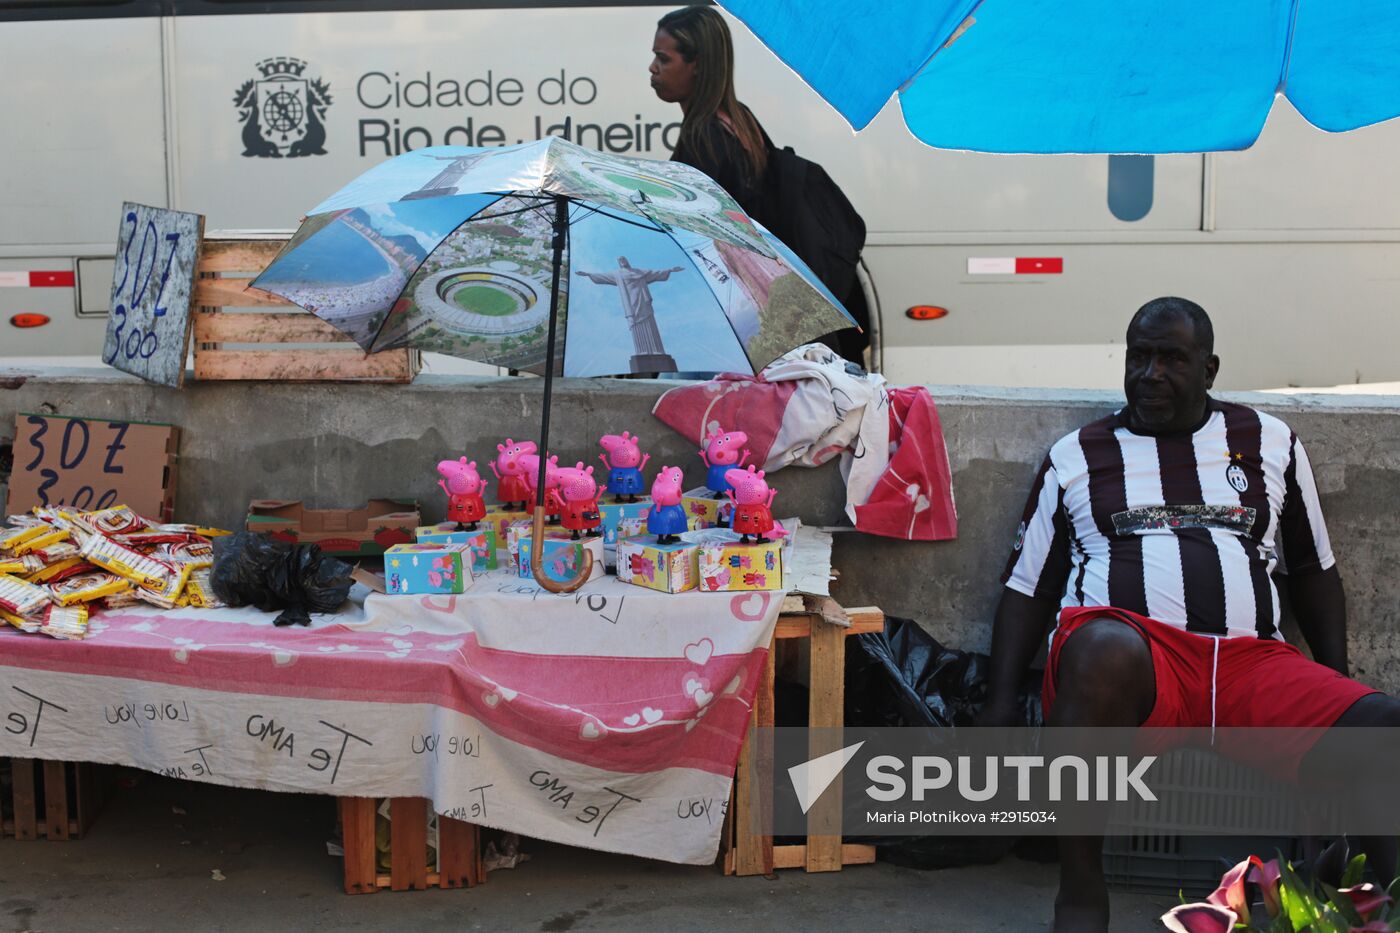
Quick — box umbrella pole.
[532,196,593,593]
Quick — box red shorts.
[1043,606,1379,780]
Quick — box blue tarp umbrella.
[716,0,1400,153]
[252,138,856,591]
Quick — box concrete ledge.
[2,367,1398,692]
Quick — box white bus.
[5,0,1400,390]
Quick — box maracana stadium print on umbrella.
[252,137,855,377]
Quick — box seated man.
[979,296,1400,933]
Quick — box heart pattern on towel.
[579,718,605,740]
[731,592,770,621]
[683,638,714,666]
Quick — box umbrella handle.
[529,505,594,593]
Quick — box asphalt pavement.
[2,770,1176,932]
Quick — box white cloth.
[755,344,891,525]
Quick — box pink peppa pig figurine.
[648,465,689,544]
[520,453,565,522]
[700,428,751,497]
[556,462,603,539]
[490,438,537,511]
[437,457,487,531]
[724,465,776,544]
[598,431,651,503]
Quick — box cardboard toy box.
[680,487,735,530]
[616,535,699,594]
[504,519,567,573]
[599,498,653,546]
[246,499,419,557]
[483,506,529,546]
[516,534,605,585]
[415,523,497,572]
[384,542,474,595]
[683,528,784,592]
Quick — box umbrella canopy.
[715,0,1400,153]
[252,137,856,592]
[252,138,854,377]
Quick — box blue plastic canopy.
[716,0,1400,153]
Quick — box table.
[0,562,794,866]
[724,600,883,876]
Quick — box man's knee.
[1334,693,1400,729]
[1056,618,1155,710]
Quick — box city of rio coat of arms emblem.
[233,57,332,158]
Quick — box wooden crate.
[338,797,486,894]
[722,602,883,876]
[1,758,108,841]
[193,235,420,383]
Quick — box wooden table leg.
[806,618,847,872]
[733,638,776,876]
[11,758,38,841]
[339,798,377,894]
[389,797,429,891]
[43,760,70,840]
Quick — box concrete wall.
[3,370,1399,692]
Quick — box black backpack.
[762,143,867,311]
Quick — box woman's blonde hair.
[658,6,768,180]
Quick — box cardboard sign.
[102,202,205,387]
[6,414,180,522]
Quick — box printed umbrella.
[251,137,857,591]
[715,0,1400,153]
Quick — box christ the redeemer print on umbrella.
[251,137,857,591]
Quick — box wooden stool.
[723,601,884,876]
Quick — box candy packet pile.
[0,505,231,639]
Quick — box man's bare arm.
[1289,564,1348,675]
[977,588,1060,725]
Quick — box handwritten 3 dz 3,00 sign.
[6,414,180,522]
[103,202,204,387]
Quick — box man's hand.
[972,697,1021,729]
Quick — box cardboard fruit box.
[246,499,419,557]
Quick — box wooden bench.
[722,601,883,876]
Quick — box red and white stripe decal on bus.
[0,271,75,287]
[966,257,1063,275]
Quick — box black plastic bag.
[210,532,354,627]
[845,615,1042,730]
[842,616,1043,869]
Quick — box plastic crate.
[1103,747,1312,896]
[1104,833,1303,897]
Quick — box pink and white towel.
[0,569,786,865]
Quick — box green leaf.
[1319,881,1364,927]
[1342,853,1368,890]
[1281,861,1326,930]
